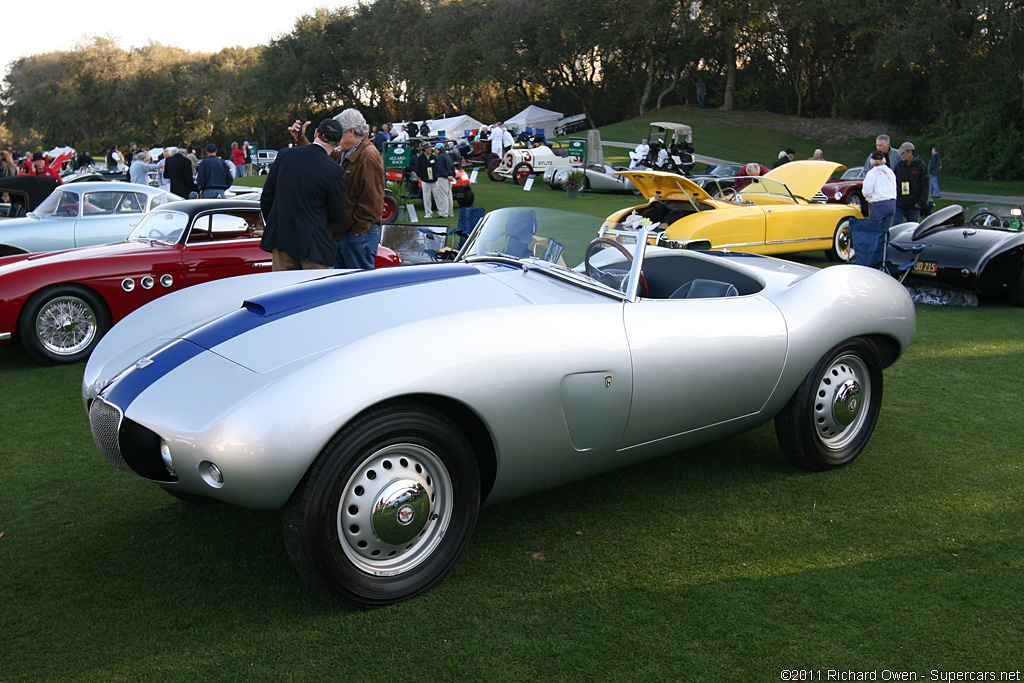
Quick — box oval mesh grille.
[89,399,130,472]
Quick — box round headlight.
[199,461,224,488]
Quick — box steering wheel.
[714,187,738,200]
[969,211,1001,227]
[584,237,649,297]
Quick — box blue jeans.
[200,189,226,199]
[929,174,940,197]
[869,199,896,230]
[336,223,380,269]
[893,206,921,226]
[235,164,245,178]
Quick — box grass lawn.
[2,128,1023,681]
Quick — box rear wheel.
[456,186,475,207]
[775,338,883,471]
[826,218,853,262]
[512,162,533,185]
[282,402,480,607]
[18,285,111,365]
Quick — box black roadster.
[888,203,1024,305]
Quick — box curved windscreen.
[460,207,637,295]
[129,210,189,244]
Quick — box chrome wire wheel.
[338,443,453,576]
[34,294,99,357]
[812,353,871,451]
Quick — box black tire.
[512,162,533,186]
[282,402,480,608]
[18,285,111,365]
[456,186,475,207]
[775,338,883,471]
[486,157,504,182]
[826,217,853,262]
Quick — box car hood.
[765,161,846,200]
[0,239,167,275]
[615,170,714,203]
[91,263,542,380]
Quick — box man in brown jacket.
[288,108,385,269]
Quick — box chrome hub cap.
[36,296,98,356]
[338,444,452,576]
[813,354,870,449]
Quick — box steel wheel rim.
[337,443,452,576]
[35,295,98,356]
[813,353,870,450]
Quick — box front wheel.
[774,338,883,471]
[826,218,853,262]
[381,193,399,224]
[846,191,866,215]
[512,162,533,185]
[456,186,475,207]
[18,285,111,364]
[1008,265,1024,307]
[282,402,480,607]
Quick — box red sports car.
[0,199,400,364]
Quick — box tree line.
[2,0,1021,180]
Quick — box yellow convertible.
[602,160,861,261]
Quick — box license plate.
[619,235,637,246]
[913,260,938,276]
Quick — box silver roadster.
[83,207,916,607]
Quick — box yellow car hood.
[616,170,715,204]
[764,160,847,200]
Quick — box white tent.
[399,114,485,140]
[504,105,563,136]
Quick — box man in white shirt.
[629,139,650,168]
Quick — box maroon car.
[0,199,400,364]
[821,166,866,214]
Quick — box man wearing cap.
[260,118,346,271]
[196,143,233,199]
[26,152,63,183]
[415,142,441,219]
[863,134,901,174]
[893,141,928,225]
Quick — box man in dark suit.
[260,119,347,270]
[163,144,197,198]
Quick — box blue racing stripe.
[102,338,206,408]
[101,263,480,409]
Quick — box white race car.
[487,144,573,184]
